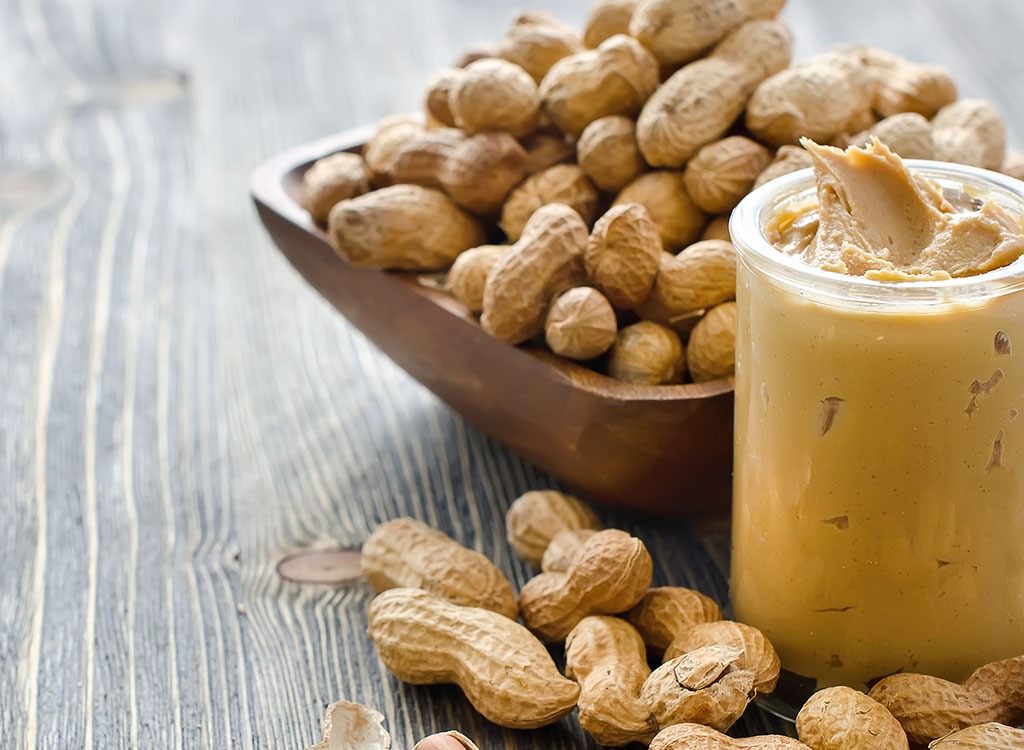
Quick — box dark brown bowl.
[250,128,735,514]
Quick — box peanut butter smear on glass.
[768,138,1024,279]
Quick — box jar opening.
[730,161,1024,309]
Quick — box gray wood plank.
[0,0,1021,748]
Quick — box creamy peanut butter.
[730,143,1024,692]
[769,139,1024,279]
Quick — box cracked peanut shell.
[305,701,391,750]
[641,644,755,733]
[665,620,781,695]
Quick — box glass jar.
[729,162,1024,704]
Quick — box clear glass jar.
[729,162,1024,704]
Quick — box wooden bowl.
[249,128,735,514]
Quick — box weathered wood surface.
[0,0,1020,748]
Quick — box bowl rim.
[249,125,736,404]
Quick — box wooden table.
[2,0,1021,747]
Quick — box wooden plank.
[0,0,1021,748]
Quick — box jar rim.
[729,159,1024,304]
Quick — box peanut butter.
[771,139,1024,278]
[730,141,1024,691]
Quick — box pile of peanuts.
[303,492,1024,750]
[301,0,1022,388]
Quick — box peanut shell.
[626,586,722,651]
[566,616,657,746]
[607,321,687,385]
[505,489,601,567]
[484,203,589,344]
[637,20,792,167]
[701,216,732,242]
[583,0,638,48]
[844,46,957,118]
[439,131,527,214]
[641,644,755,733]
[539,34,660,137]
[446,245,509,314]
[519,528,653,642]
[520,130,575,175]
[665,620,781,695]
[328,185,485,271]
[754,144,814,189]
[932,98,1007,170]
[425,68,462,128]
[585,203,662,309]
[541,528,599,573]
[614,171,706,252]
[363,121,457,188]
[687,301,737,382]
[367,588,580,729]
[454,42,499,69]
[868,656,1024,746]
[545,287,618,360]
[1001,151,1024,181]
[796,686,909,750]
[500,164,599,242]
[650,724,811,750]
[847,113,934,160]
[746,50,877,147]
[302,151,371,225]
[449,58,540,138]
[498,11,585,84]
[637,240,737,327]
[684,136,773,214]
[305,701,390,750]
[361,517,517,618]
[577,115,646,193]
[929,723,1024,749]
[630,0,784,67]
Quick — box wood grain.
[0,0,1020,748]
